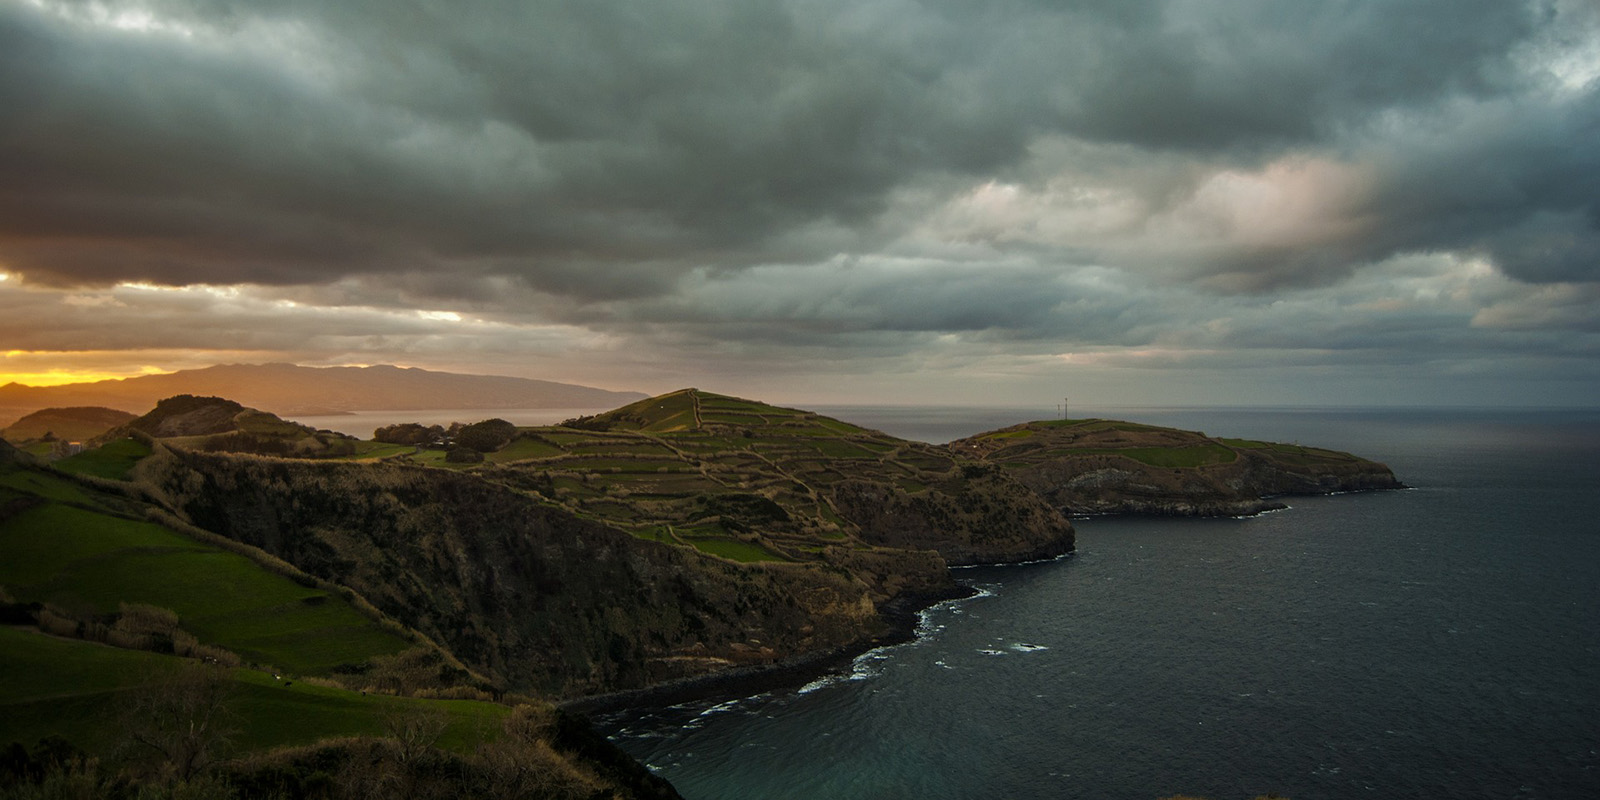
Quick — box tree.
[453,419,516,453]
[474,705,595,800]
[373,423,444,446]
[119,662,237,784]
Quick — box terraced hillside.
[470,389,1075,567]
[950,418,1404,516]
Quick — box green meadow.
[0,471,411,677]
[52,437,152,480]
[0,627,506,756]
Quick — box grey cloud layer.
[4,0,1594,294]
[2,0,1598,404]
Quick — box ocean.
[594,406,1600,800]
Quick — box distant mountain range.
[0,363,648,422]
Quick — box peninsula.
[2,390,1400,798]
[951,418,1403,516]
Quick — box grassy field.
[0,467,101,507]
[1219,438,1356,462]
[0,443,527,772]
[0,626,507,756]
[1027,443,1238,468]
[52,438,153,480]
[683,537,790,563]
[0,482,412,676]
[333,441,417,460]
[485,436,564,462]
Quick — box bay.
[598,406,1600,800]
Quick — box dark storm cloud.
[1045,0,1536,150]
[4,0,1592,304]
[1278,82,1600,288]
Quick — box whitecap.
[1010,642,1049,652]
[951,550,1074,569]
[696,699,741,718]
[795,675,839,695]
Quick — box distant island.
[1,389,1400,798]
[0,363,648,425]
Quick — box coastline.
[1055,483,1408,519]
[564,531,1076,719]
[565,483,1400,720]
[563,488,1403,720]
[560,583,978,718]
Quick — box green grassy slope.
[0,626,505,756]
[52,437,153,480]
[0,450,489,759]
[0,438,684,800]
[0,471,411,675]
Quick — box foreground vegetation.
[0,438,677,799]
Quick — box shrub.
[188,645,241,668]
[453,419,516,453]
[105,629,161,652]
[445,447,484,464]
[557,414,613,431]
[117,603,180,637]
[36,607,80,639]
[373,423,443,446]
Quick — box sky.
[2,0,1598,407]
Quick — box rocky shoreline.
[562,526,1076,718]
[1054,475,1408,517]
[560,583,979,717]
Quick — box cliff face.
[85,394,1403,705]
[132,446,919,698]
[119,390,1079,699]
[950,419,1403,517]
[830,464,1075,565]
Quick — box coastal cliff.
[125,390,1073,699]
[949,418,1403,516]
[7,394,1408,799]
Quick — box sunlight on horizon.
[0,357,174,388]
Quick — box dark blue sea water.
[597,407,1600,800]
